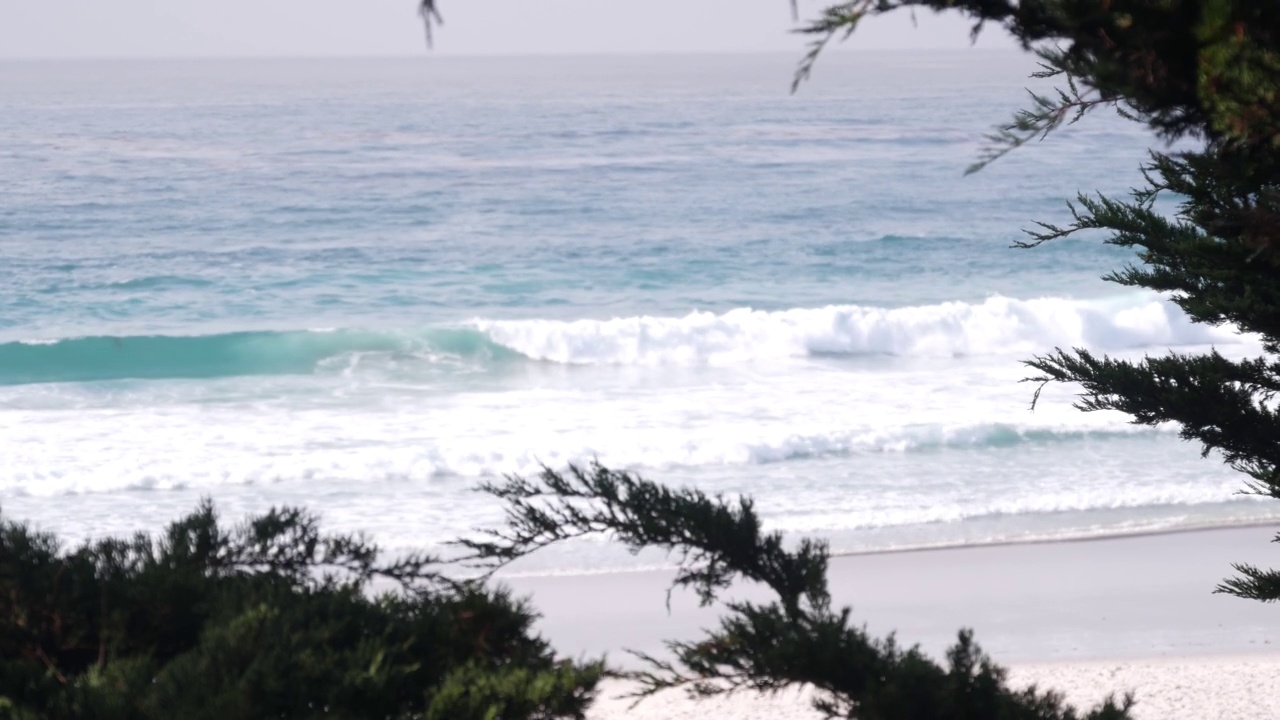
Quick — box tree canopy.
[807,1,1280,601]
[0,501,602,719]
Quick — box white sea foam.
[3,291,1262,559]
[0,408,1184,497]
[3,399,1259,567]
[477,294,1250,365]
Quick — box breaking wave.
[0,328,517,386]
[2,420,1171,496]
[478,293,1246,364]
[0,293,1247,385]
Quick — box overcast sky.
[0,0,1017,59]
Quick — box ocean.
[1,51,1271,573]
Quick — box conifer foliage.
[0,500,602,719]
[792,1,1280,601]
[462,463,1133,720]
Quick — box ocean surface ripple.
[1,52,1268,571]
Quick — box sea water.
[1,51,1271,572]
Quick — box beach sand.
[503,526,1280,718]
[584,655,1280,719]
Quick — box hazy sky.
[0,0,1016,59]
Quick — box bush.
[0,500,601,720]
[1,464,1138,719]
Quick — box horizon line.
[0,46,1022,63]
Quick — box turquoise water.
[1,52,1271,570]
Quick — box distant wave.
[732,423,1170,461]
[0,329,517,386]
[478,293,1248,365]
[0,293,1248,385]
[2,421,1172,497]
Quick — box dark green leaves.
[0,501,601,719]
[457,462,831,612]
[419,0,443,46]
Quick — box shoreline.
[500,525,1280,719]
[493,516,1279,581]
[829,517,1280,559]
[505,525,1279,667]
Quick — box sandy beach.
[584,655,1280,719]
[504,526,1280,718]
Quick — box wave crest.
[0,293,1248,385]
[0,329,515,386]
[479,294,1246,365]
